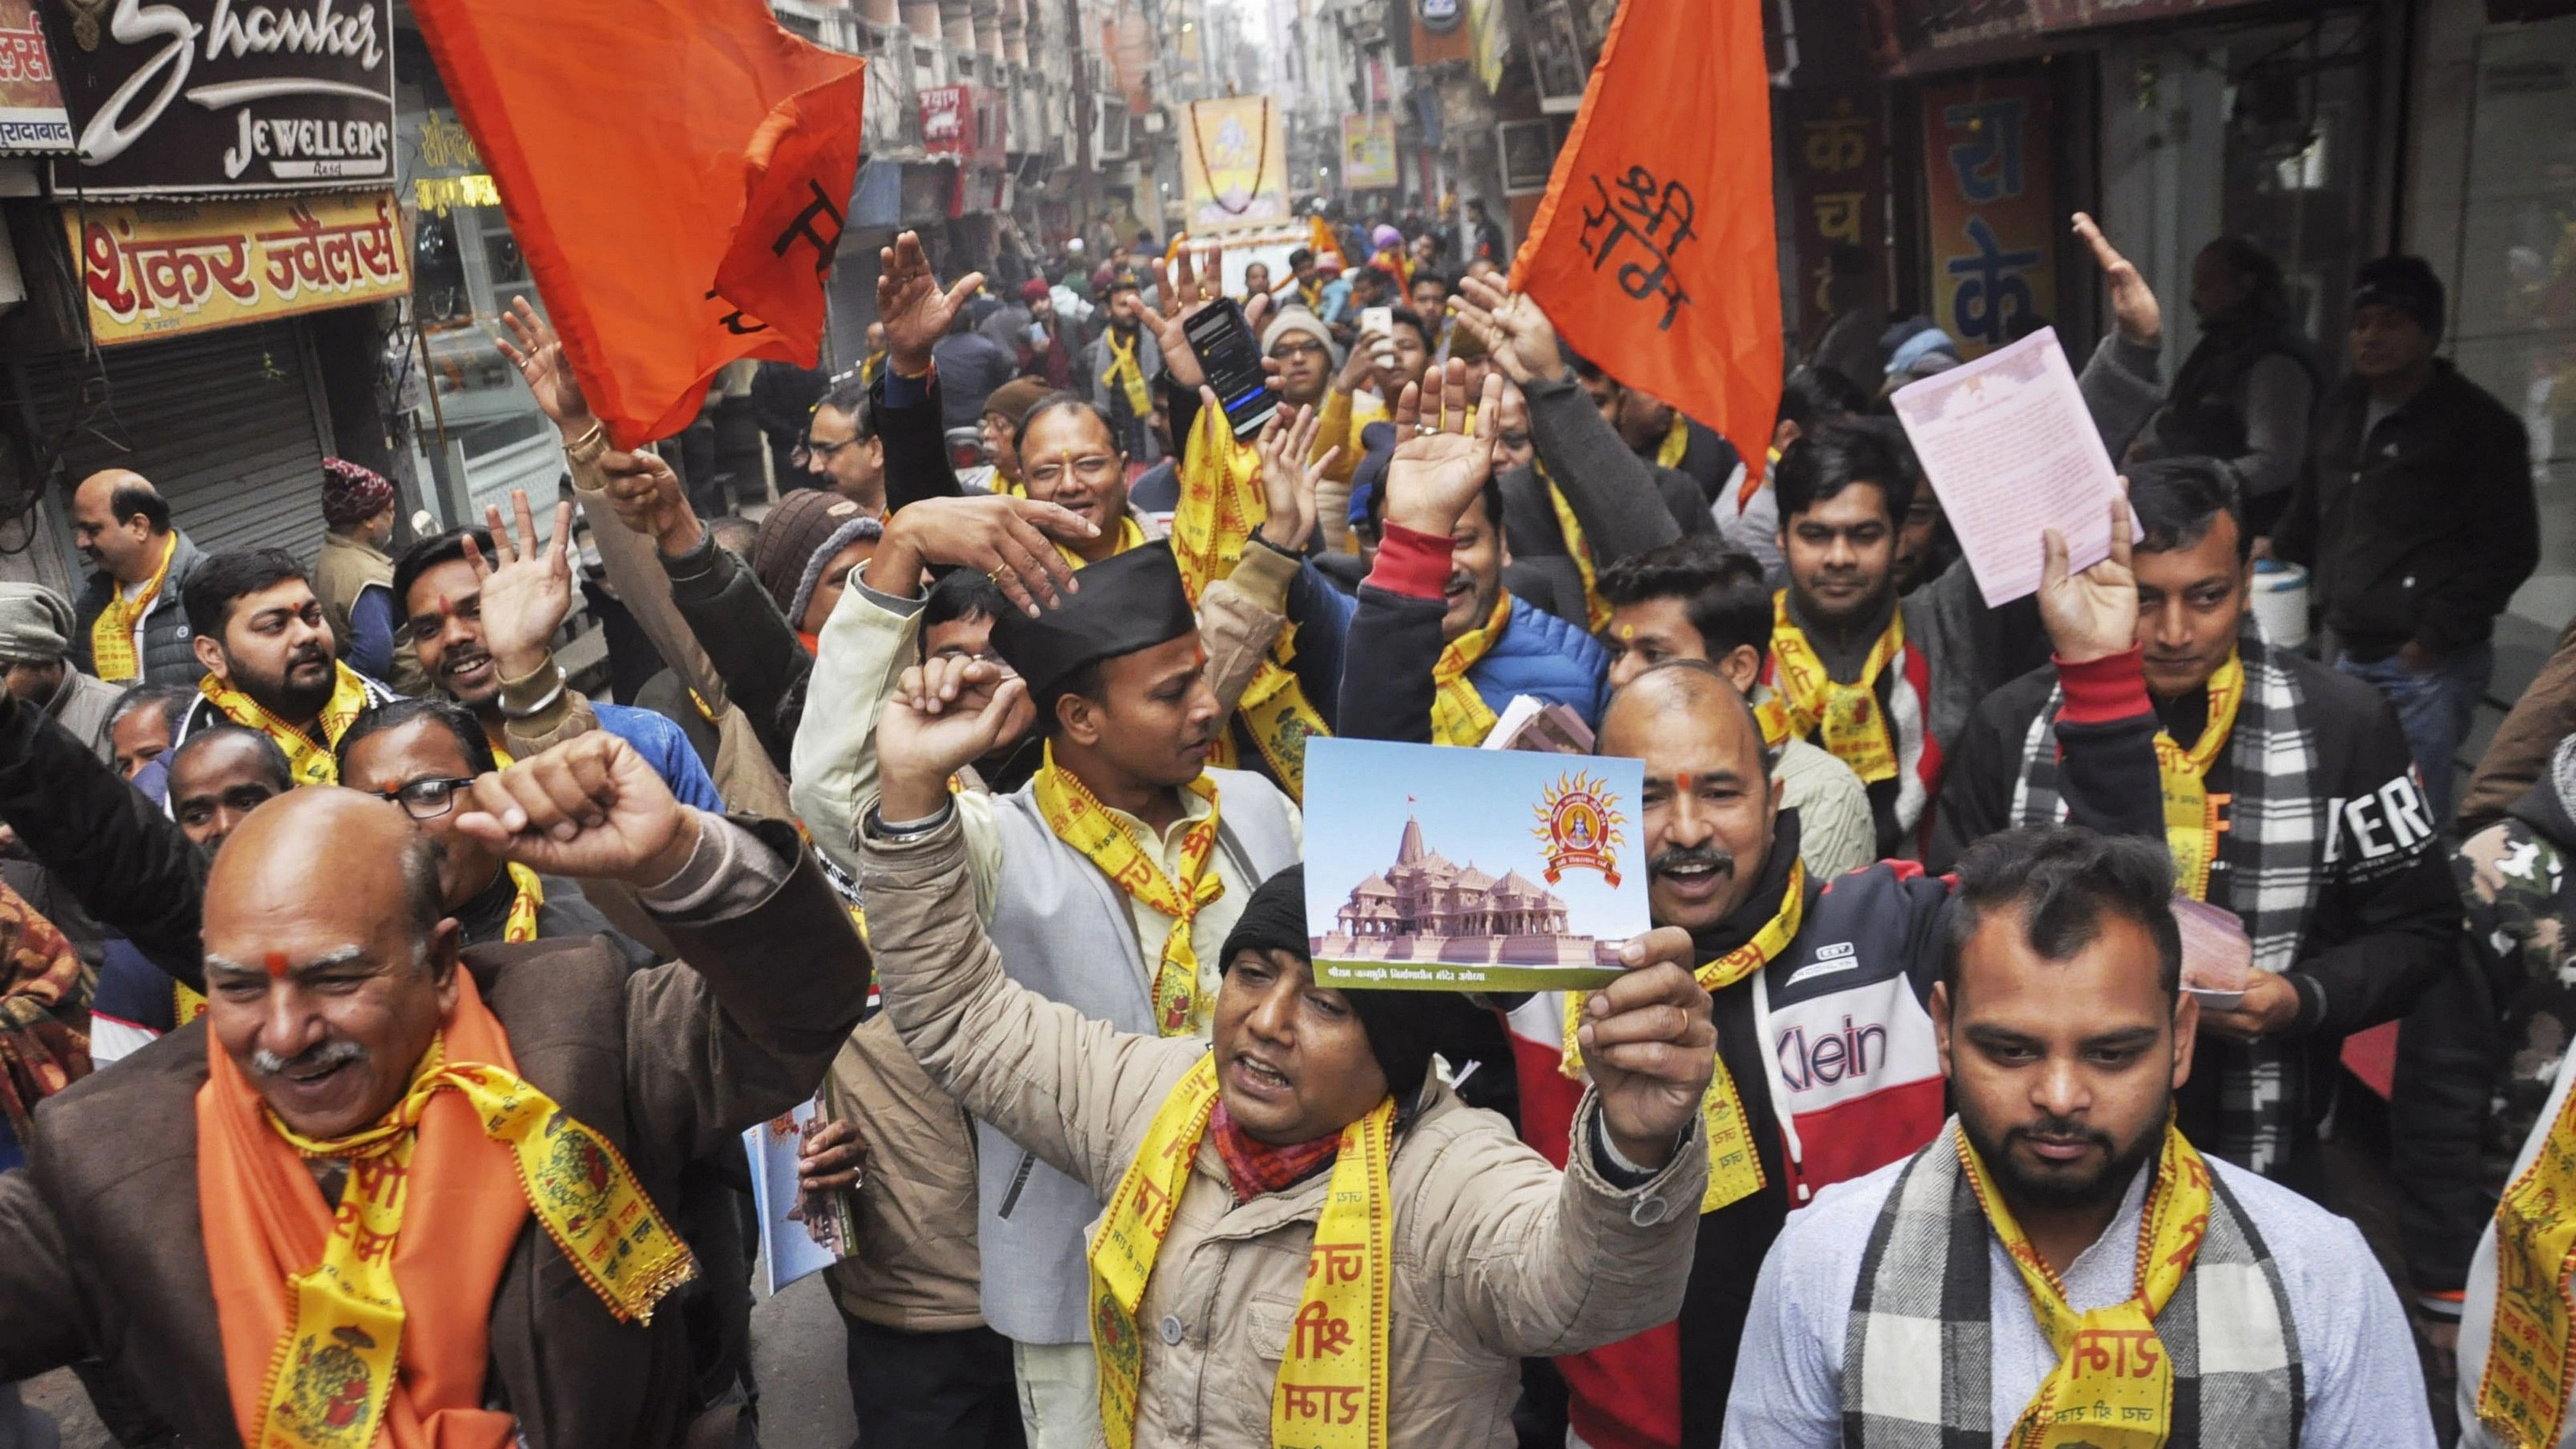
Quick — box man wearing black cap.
[843,536,1303,1446]
[2273,254,2537,818]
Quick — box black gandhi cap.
[989,540,1198,702]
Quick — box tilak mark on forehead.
[264,950,289,978]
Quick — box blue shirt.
[1720,1147,2435,1448]
[594,701,726,813]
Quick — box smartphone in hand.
[1184,299,1281,442]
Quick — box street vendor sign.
[68,189,409,343]
[0,0,70,153]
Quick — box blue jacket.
[1467,595,1610,729]
[594,701,726,813]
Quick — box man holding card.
[1933,457,2456,1193]
[1336,358,2171,1448]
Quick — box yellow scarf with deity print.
[1033,743,1225,1035]
[1103,329,1154,416]
[1768,591,1903,785]
[91,532,177,682]
[1430,591,1513,747]
[2478,1069,2576,1447]
[1959,1117,2215,1449]
[1562,860,1803,1213]
[1090,1054,1394,1449]
[2152,650,2242,901]
[197,661,376,788]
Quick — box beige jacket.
[819,1014,986,1332]
[861,815,1708,1448]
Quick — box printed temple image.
[1312,815,1622,968]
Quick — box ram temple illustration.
[1311,816,1621,967]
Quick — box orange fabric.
[199,972,529,1449]
[411,0,866,449]
[1509,0,1781,483]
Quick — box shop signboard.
[68,189,410,344]
[1179,94,1288,233]
[1919,74,2053,358]
[922,84,974,155]
[1887,0,2272,64]
[35,0,394,194]
[1340,112,1397,190]
[0,0,68,153]
[1788,89,1883,343]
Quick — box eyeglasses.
[1025,455,1120,489]
[374,776,479,821]
[1269,339,1328,360]
[801,435,864,465]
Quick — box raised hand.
[451,731,696,887]
[2038,487,2140,666]
[1145,248,1275,392]
[1579,925,1718,1171]
[494,297,597,439]
[1384,359,1506,539]
[879,230,986,377]
[876,656,1033,823]
[1453,273,1568,386]
[2073,212,2160,348]
[1246,401,1336,552]
[596,451,702,557]
[868,494,1095,616]
[463,489,576,680]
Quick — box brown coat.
[2462,613,2576,832]
[864,816,1708,1449]
[0,819,867,1449]
[821,1014,987,1331]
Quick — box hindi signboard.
[0,0,69,153]
[68,189,410,344]
[1340,112,1397,190]
[1919,72,2055,358]
[35,0,394,194]
[1179,95,1288,233]
[1787,89,1882,343]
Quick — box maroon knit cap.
[322,458,395,528]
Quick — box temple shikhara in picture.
[1313,816,1616,967]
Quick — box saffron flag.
[412,0,866,449]
[1510,0,1781,477]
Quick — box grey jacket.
[70,530,208,687]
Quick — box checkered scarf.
[1840,1123,2304,1448]
[2006,633,2324,1174]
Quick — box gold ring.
[987,567,1011,586]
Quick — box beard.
[230,641,337,722]
[1957,1088,2167,1215]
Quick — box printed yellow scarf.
[198,661,376,787]
[1431,591,1513,747]
[1538,468,1613,633]
[91,533,177,682]
[1172,406,1332,797]
[2153,651,2242,901]
[2480,1076,2576,1446]
[1561,861,1803,1213]
[1769,591,1903,785]
[1055,511,1148,572]
[200,972,693,1449]
[1959,1118,2214,1449]
[1034,743,1225,1035]
[1103,329,1154,416]
[1091,1054,1393,1449]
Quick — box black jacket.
[2273,360,2536,658]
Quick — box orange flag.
[1510,0,1781,478]
[413,0,866,449]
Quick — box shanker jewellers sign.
[35,0,392,195]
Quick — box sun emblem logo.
[1533,771,1627,886]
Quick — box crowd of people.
[0,196,2560,1449]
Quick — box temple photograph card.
[1301,737,1650,992]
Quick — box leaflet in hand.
[743,1093,858,1295]
[1301,737,1650,992]
[1890,326,2138,608]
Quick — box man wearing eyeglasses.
[801,374,888,514]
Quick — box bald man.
[0,731,870,1448]
[69,469,208,686]
[1331,378,2176,1444]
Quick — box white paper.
[1890,327,2134,608]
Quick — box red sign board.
[921,85,975,155]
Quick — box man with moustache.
[168,548,398,786]
[1335,364,2170,1449]
[1084,279,1166,465]
[1723,829,2433,1447]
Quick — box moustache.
[288,643,330,670]
[249,1037,368,1079]
[2004,1113,2113,1156]
[1649,844,1735,880]
[442,647,492,678]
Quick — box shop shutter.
[21,322,331,565]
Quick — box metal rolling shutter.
[21,322,331,564]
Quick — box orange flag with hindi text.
[412,0,866,449]
[1510,0,1781,477]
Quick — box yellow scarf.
[1960,1118,2214,1449]
[1033,743,1225,1036]
[1170,407,1333,797]
[197,661,375,788]
[2480,1079,2576,1446]
[1103,328,1154,416]
[1431,591,1512,747]
[91,532,177,682]
[2153,652,2242,901]
[1538,466,1613,633]
[1562,861,1803,1213]
[1656,414,1692,471]
[1056,512,1147,571]
[1769,591,1903,785]
[174,865,541,1028]
[1091,1055,1393,1449]
[240,1029,694,1449]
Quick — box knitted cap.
[1261,309,1341,368]
[1021,278,1053,303]
[2353,255,2445,339]
[753,490,877,622]
[0,581,74,661]
[321,458,396,528]
[984,376,1058,429]
[1218,866,1449,1106]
